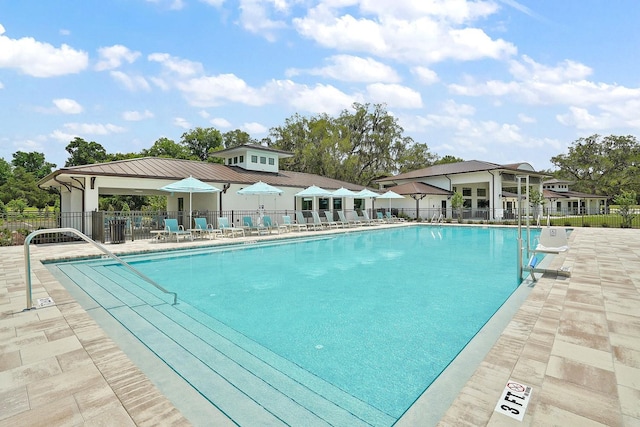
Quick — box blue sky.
[1,0,639,171]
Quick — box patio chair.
[336,210,353,228]
[297,211,322,231]
[283,215,307,232]
[311,211,329,230]
[347,211,366,227]
[163,218,192,242]
[361,210,379,225]
[242,216,269,235]
[377,211,388,223]
[387,211,406,223]
[191,217,222,240]
[218,217,245,238]
[263,215,287,234]
[532,227,570,253]
[323,211,342,229]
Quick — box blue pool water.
[107,225,525,418]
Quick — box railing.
[2,207,638,246]
[24,227,177,310]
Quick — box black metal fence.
[2,207,638,246]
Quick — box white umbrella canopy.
[354,189,380,198]
[332,187,357,197]
[237,181,283,196]
[376,190,405,213]
[237,181,284,223]
[159,176,222,227]
[295,185,333,197]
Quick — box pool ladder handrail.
[24,227,178,310]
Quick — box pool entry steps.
[52,259,396,426]
[24,228,177,309]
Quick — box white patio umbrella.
[354,188,380,212]
[332,187,357,197]
[295,185,333,211]
[376,190,405,213]
[295,185,333,197]
[159,176,222,228]
[237,181,284,223]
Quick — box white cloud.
[122,110,154,121]
[50,122,126,141]
[287,54,401,83]
[53,98,83,114]
[148,53,204,77]
[177,74,268,107]
[63,122,126,134]
[0,80,4,89]
[448,55,640,133]
[173,117,191,129]
[110,71,151,91]
[293,3,516,64]
[0,25,88,77]
[518,113,536,123]
[508,55,592,83]
[200,0,225,6]
[145,0,186,10]
[411,66,439,85]
[238,0,288,41]
[286,82,361,115]
[210,117,232,128]
[366,83,422,108]
[95,45,141,71]
[242,122,267,134]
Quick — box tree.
[451,191,464,222]
[180,127,223,162]
[65,137,109,166]
[0,158,11,185]
[614,190,637,228]
[11,151,56,179]
[434,155,465,165]
[529,189,546,223]
[222,129,256,148]
[270,104,419,187]
[551,134,640,197]
[397,142,438,174]
[141,137,194,159]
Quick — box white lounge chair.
[310,211,328,230]
[190,217,222,240]
[283,215,307,232]
[218,217,245,238]
[323,211,342,228]
[337,210,354,227]
[163,218,192,242]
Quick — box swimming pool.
[49,225,532,425]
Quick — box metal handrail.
[24,228,177,309]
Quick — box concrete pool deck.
[1,225,639,426]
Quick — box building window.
[268,158,275,165]
[260,156,266,164]
[227,158,232,165]
[452,186,457,193]
[251,155,258,163]
[463,199,472,208]
[354,198,364,210]
[233,156,238,164]
[477,199,489,208]
[333,198,342,210]
[239,155,244,162]
[477,188,486,197]
[463,188,472,197]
